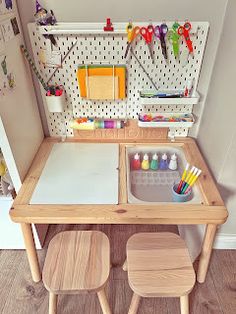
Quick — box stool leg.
[97,289,112,314]
[128,293,141,314]
[122,259,128,271]
[180,295,189,314]
[49,292,57,314]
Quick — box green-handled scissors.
[168,22,180,58]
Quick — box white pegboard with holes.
[27,22,209,137]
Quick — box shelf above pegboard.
[140,91,200,105]
[36,22,201,36]
[37,23,126,35]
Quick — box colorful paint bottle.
[159,153,168,170]
[150,153,158,170]
[168,153,178,170]
[131,153,141,170]
[141,153,150,170]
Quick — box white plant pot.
[45,91,66,113]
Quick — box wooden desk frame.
[10,136,228,284]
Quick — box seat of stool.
[127,232,195,298]
[43,231,110,294]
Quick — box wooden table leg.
[197,224,217,283]
[21,223,41,282]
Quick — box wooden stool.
[43,231,111,314]
[126,232,196,314]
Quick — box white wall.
[17,0,228,137]
[0,1,44,183]
[197,0,236,236]
[16,0,49,134]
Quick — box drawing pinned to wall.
[0,54,7,95]
[7,72,14,88]
[0,54,15,94]
[0,0,13,15]
[1,55,7,74]
[1,19,14,42]
[0,27,5,53]
[5,0,13,10]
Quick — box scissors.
[168,22,180,58]
[140,24,154,59]
[178,21,193,53]
[124,23,140,58]
[154,23,168,60]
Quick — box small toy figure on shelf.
[168,153,178,170]
[131,153,141,170]
[159,153,168,170]
[34,1,57,46]
[141,153,150,170]
[150,153,158,170]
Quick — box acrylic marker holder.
[45,90,66,113]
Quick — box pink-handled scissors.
[178,21,193,53]
[140,24,154,59]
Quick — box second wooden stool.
[126,232,196,314]
[43,230,111,314]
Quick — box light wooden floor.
[0,224,236,314]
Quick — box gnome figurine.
[34,1,57,45]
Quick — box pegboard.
[28,22,209,137]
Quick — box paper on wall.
[0,0,13,15]
[1,19,14,42]
[0,27,5,53]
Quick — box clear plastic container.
[126,145,202,204]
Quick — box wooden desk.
[10,136,228,285]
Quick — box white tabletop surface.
[30,143,119,204]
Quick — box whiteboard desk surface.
[30,143,119,205]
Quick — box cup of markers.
[172,163,202,202]
[45,85,66,113]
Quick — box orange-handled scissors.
[140,24,154,59]
[124,23,140,58]
[178,21,193,53]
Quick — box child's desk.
[10,131,228,285]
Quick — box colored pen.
[180,166,195,194]
[181,167,198,194]
[177,163,189,193]
[184,169,202,194]
[157,93,183,98]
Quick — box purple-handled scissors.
[154,23,168,60]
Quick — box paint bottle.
[159,153,168,170]
[150,153,158,170]
[168,153,178,170]
[131,153,141,170]
[141,153,150,170]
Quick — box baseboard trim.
[213,233,236,249]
